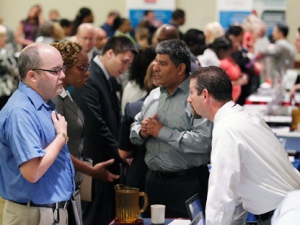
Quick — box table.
[243,104,294,126]
[109,218,182,225]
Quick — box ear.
[27,70,38,83]
[177,63,186,76]
[202,89,209,100]
[107,49,114,58]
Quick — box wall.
[0,0,215,34]
[286,0,300,60]
[0,0,298,57]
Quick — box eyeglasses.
[32,66,66,75]
[76,64,90,72]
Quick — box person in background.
[198,35,232,67]
[204,21,224,44]
[137,10,160,45]
[130,39,213,218]
[0,15,17,53]
[71,36,138,225]
[51,40,119,225]
[0,25,18,109]
[183,28,205,69]
[76,23,96,61]
[121,46,156,114]
[154,24,179,44]
[134,26,150,49]
[53,22,66,42]
[0,43,74,225]
[15,4,44,48]
[257,23,295,85]
[94,27,107,54]
[100,10,120,38]
[227,24,260,105]
[60,18,72,38]
[155,24,199,71]
[287,27,300,100]
[35,20,55,44]
[253,21,270,83]
[220,29,248,102]
[113,17,136,46]
[187,66,300,225]
[48,9,60,22]
[169,8,185,40]
[119,60,158,191]
[183,28,206,57]
[70,7,94,36]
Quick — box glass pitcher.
[115,184,148,223]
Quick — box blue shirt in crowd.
[0,81,75,204]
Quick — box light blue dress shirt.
[0,81,75,204]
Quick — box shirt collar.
[93,55,110,80]
[19,81,55,111]
[214,100,237,123]
[160,76,190,96]
[59,87,73,102]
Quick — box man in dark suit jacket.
[72,36,138,225]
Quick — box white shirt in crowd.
[206,101,300,225]
[121,80,147,115]
[197,48,220,67]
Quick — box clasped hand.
[140,113,163,138]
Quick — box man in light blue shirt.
[0,43,75,225]
[130,39,213,218]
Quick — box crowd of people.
[0,4,300,225]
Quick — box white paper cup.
[151,204,165,224]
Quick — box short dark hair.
[59,18,71,28]
[172,9,185,20]
[276,22,289,37]
[183,29,205,45]
[144,10,153,16]
[208,35,232,51]
[226,25,244,37]
[102,36,138,56]
[190,66,232,102]
[156,39,191,74]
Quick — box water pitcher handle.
[138,192,148,213]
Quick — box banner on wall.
[253,0,286,36]
[217,0,253,30]
[126,0,175,28]
[217,0,286,35]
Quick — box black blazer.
[72,59,122,174]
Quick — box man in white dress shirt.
[187,66,300,225]
[271,190,300,225]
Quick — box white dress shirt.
[271,190,300,224]
[206,101,300,225]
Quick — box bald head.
[18,43,65,101]
[156,24,179,43]
[76,23,95,53]
[95,27,107,50]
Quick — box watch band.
[56,132,69,144]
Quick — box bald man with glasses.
[0,43,74,225]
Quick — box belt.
[151,166,205,179]
[254,210,275,221]
[11,200,70,209]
